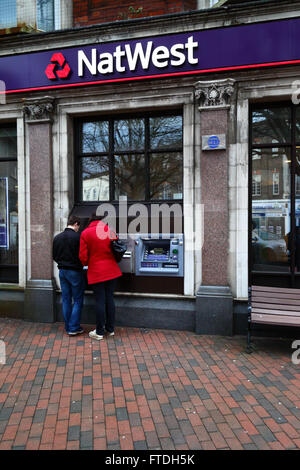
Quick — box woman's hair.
[87,213,104,225]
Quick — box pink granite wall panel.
[200,109,228,286]
[29,123,53,280]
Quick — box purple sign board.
[1,17,300,94]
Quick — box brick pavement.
[0,318,300,450]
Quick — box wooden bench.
[247,285,300,352]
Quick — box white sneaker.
[107,331,115,337]
[89,329,104,341]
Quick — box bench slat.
[252,307,300,317]
[252,285,300,294]
[252,296,300,306]
[251,292,300,305]
[252,313,300,326]
[252,302,300,312]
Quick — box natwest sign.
[1,17,300,94]
[77,36,198,76]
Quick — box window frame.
[0,122,18,283]
[272,170,280,196]
[36,0,58,32]
[252,173,261,197]
[74,110,183,205]
[249,101,300,287]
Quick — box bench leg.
[246,312,253,354]
[246,326,253,354]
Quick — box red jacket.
[79,221,122,285]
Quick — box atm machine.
[135,234,184,277]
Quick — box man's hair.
[67,215,81,226]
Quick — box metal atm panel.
[135,234,184,277]
[118,237,135,273]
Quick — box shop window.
[252,106,291,145]
[250,103,300,286]
[0,0,17,29]
[0,0,61,32]
[37,0,61,31]
[0,125,18,283]
[75,113,183,203]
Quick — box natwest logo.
[45,53,71,80]
[78,36,199,77]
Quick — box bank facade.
[1,1,300,335]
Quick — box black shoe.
[68,328,84,336]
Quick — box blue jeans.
[59,269,85,333]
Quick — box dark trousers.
[91,279,116,335]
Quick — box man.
[53,215,85,336]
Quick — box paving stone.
[80,431,93,449]
[82,376,92,386]
[112,377,123,387]
[134,440,148,450]
[33,409,47,423]
[116,408,128,421]
[68,425,81,441]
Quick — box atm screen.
[151,248,167,255]
[144,243,169,261]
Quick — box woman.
[79,215,122,340]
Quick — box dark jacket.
[53,228,83,271]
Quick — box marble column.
[194,79,235,335]
[23,97,56,322]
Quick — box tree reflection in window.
[114,119,144,152]
[81,121,109,154]
[252,107,291,144]
[150,115,182,150]
[78,113,183,202]
[150,152,182,200]
[114,154,145,200]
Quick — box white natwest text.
[78,36,199,76]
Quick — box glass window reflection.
[114,119,145,152]
[0,127,17,159]
[150,152,183,200]
[80,156,109,201]
[295,148,300,272]
[81,121,109,154]
[252,107,291,144]
[114,154,145,200]
[0,161,18,281]
[78,113,183,202]
[251,148,290,272]
[150,115,183,150]
[296,107,300,142]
